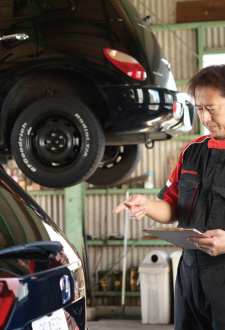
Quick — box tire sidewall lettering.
[11,97,105,187]
[74,113,90,157]
[18,123,37,172]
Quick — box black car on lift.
[0,0,194,188]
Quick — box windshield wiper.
[0,241,63,261]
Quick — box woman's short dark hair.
[187,65,225,98]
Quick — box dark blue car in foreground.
[0,166,86,330]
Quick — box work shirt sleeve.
[157,151,183,208]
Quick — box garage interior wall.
[84,0,225,307]
[5,0,225,308]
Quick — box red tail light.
[0,280,19,330]
[173,102,183,119]
[103,48,147,81]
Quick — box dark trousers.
[175,250,225,330]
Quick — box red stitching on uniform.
[181,169,198,175]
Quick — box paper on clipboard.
[143,227,209,249]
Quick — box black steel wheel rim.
[27,116,83,167]
[100,146,123,169]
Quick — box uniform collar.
[208,135,225,149]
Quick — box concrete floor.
[87,306,174,329]
[88,319,174,330]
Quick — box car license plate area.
[32,308,69,330]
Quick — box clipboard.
[143,227,209,249]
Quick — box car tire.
[11,96,105,188]
[86,144,142,186]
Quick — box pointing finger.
[125,195,139,206]
[113,203,127,214]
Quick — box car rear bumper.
[29,300,86,330]
[102,85,194,136]
[4,265,86,330]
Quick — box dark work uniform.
[158,135,225,330]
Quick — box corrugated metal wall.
[85,0,225,306]
[32,193,65,231]
[130,0,199,80]
[130,0,195,25]
[204,26,225,49]
[4,163,66,231]
[154,29,198,80]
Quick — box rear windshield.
[0,168,52,249]
[30,0,76,15]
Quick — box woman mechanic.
[113,65,225,330]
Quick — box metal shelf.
[87,239,172,246]
[85,188,161,195]
[94,290,140,297]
